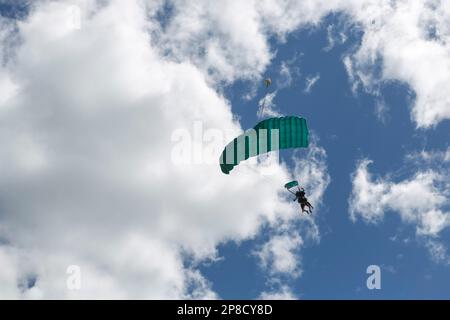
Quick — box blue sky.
[0,1,449,299]
[202,13,450,299]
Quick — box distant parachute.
[219,116,309,174]
[260,79,272,115]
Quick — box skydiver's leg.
[303,201,311,213]
[300,203,306,213]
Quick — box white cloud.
[343,55,359,94]
[406,148,450,165]
[255,233,303,277]
[374,99,389,123]
[0,0,304,299]
[0,71,18,106]
[350,160,449,235]
[257,91,282,118]
[349,156,450,263]
[324,24,347,51]
[278,62,293,88]
[342,0,450,128]
[325,25,336,51]
[151,0,274,84]
[259,285,297,300]
[303,73,320,94]
[425,240,450,265]
[277,54,301,89]
[349,160,389,224]
[0,247,21,299]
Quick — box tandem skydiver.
[293,187,314,214]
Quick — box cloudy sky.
[0,0,449,299]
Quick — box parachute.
[284,180,298,189]
[219,116,309,174]
[284,180,299,196]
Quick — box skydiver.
[293,187,314,214]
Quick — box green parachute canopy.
[220,116,309,174]
[284,180,299,189]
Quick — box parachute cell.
[219,116,309,174]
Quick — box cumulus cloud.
[0,0,304,299]
[255,233,303,277]
[349,159,449,234]
[349,154,450,263]
[342,0,450,128]
[150,0,274,84]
